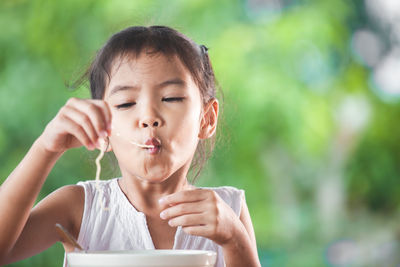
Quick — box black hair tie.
[200,44,209,54]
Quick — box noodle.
[115,133,155,148]
[95,138,109,211]
[93,132,156,211]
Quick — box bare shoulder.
[35,184,85,236]
[50,184,84,202]
[35,184,84,212]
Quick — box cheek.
[110,111,131,132]
[168,107,202,153]
[109,139,129,165]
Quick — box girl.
[0,26,260,267]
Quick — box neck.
[118,166,192,215]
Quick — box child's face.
[104,52,204,183]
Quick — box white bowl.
[66,249,217,267]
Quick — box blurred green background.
[2,0,400,266]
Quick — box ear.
[198,98,219,139]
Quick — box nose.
[137,97,163,129]
[140,118,161,128]
[138,107,162,128]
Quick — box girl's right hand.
[37,98,112,153]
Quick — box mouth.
[143,137,161,155]
[114,131,162,154]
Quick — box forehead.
[105,53,194,94]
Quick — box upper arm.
[4,185,84,265]
[239,193,258,255]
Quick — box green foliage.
[1,0,400,266]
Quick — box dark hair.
[79,25,220,182]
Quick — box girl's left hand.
[159,189,241,246]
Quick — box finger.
[95,100,113,134]
[159,189,209,207]
[160,202,204,220]
[90,100,113,135]
[62,106,99,146]
[167,213,206,228]
[182,225,212,237]
[67,98,109,138]
[87,99,113,134]
[61,116,95,150]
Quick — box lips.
[145,138,161,147]
[144,137,161,155]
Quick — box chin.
[143,177,170,184]
[136,165,172,183]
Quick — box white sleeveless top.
[63,178,244,267]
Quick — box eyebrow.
[157,78,186,89]
[108,78,186,97]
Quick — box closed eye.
[162,97,185,102]
[115,102,136,109]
